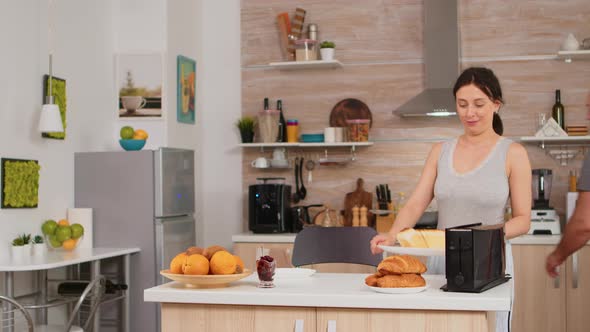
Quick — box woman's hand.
[370,233,395,254]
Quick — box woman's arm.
[504,142,532,239]
[370,143,442,253]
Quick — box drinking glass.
[256,257,276,288]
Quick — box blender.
[529,169,561,235]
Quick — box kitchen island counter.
[145,273,508,331]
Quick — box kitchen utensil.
[367,284,429,294]
[160,269,253,288]
[291,204,323,231]
[291,8,306,40]
[385,184,391,203]
[343,178,373,227]
[329,98,373,128]
[305,159,315,183]
[299,157,307,199]
[293,157,301,203]
[251,157,269,168]
[300,133,324,142]
[276,13,294,61]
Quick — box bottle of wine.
[276,99,287,142]
[263,97,269,110]
[552,89,565,130]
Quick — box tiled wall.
[241,0,590,229]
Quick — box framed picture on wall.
[1,158,40,209]
[116,53,164,119]
[42,75,67,139]
[177,55,196,124]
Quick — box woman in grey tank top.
[370,67,532,332]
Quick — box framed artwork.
[177,55,196,124]
[42,75,67,139]
[116,53,163,118]
[1,158,40,209]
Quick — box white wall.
[196,0,242,249]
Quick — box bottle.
[552,89,565,130]
[263,97,269,110]
[276,100,287,142]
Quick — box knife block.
[375,203,394,233]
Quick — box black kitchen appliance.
[443,223,511,293]
[249,178,292,233]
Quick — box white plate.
[367,284,429,294]
[274,268,316,279]
[378,245,445,256]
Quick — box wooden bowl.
[160,269,253,288]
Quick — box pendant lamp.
[39,54,63,133]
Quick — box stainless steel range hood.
[392,0,460,117]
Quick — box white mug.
[334,127,345,142]
[121,96,147,111]
[251,157,269,168]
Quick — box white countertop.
[233,232,571,246]
[144,273,510,312]
[0,247,140,272]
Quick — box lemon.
[120,126,135,139]
[133,129,148,140]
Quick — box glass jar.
[286,119,299,142]
[346,119,370,142]
[294,39,318,61]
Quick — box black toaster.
[444,223,511,293]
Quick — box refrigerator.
[74,148,195,332]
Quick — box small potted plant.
[319,41,336,61]
[236,116,256,143]
[32,235,46,257]
[11,234,31,260]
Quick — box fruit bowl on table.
[119,139,146,151]
[45,235,84,252]
[160,269,253,288]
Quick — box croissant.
[365,273,381,287]
[378,255,427,275]
[377,274,426,288]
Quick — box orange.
[234,255,245,273]
[185,246,203,256]
[133,129,148,140]
[58,219,69,227]
[210,251,237,275]
[170,252,188,274]
[182,254,209,275]
[62,238,77,251]
[203,245,227,260]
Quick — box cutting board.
[343,178,374,227]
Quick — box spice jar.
[294,39,318,61]
[346,119,370,142]
[286,119,299,142]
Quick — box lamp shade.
[39,103,63,133]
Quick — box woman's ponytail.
[493,112,503,136]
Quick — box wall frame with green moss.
[1,158,40,208]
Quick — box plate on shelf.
[367,284,429,294]
[378,245,445,256]
[274,268,316,279]
[160,269,253,288]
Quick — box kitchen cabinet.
[161,304,316,332]
[232,242,375,274]
[512,244,590,332]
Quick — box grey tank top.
[434,137,512,230]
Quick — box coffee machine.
[529,169,561,235]
[249,178,292,233]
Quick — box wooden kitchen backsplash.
[241,0,590,228]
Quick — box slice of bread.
[420,229,445,249]
[397,228,428,248]
[397,228,445,249]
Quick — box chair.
[291,227,382,268]
[35,275,106,332]
[0,295,34,332]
